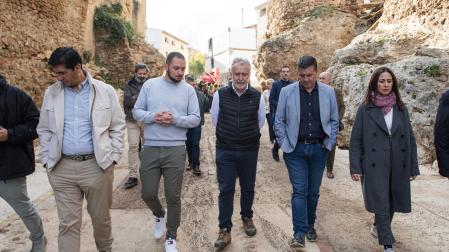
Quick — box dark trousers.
[216,148,259,230]
[375,210,395,245]
[186,126,202,167]
[283,143,328,236]
[266,113,275,142]
[326,144,336,172]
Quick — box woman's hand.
[351,174,362,181]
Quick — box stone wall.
[266,0,365,38]
[0,0,89,104]
[255,8,359,80]
[95,36,165,88]
[0,0,160,106]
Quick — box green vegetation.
[424,64,442,77]
[188,53,205,79]
[94,3,135,46]
[304,5,336,18]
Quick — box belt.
[62,154,95,161]
[298,139,322,145]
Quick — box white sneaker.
[384,247,394,252]
[154,209,167,239]
[165,238,178,252]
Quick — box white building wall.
[145,28,162,50]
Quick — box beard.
[135,76,146,84]
[166,70,182,83]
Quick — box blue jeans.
[186,126,202,167]
[216,148,258,230]
[283,143,328,236]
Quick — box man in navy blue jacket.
[269,65,292,161]
[0,74,46,251]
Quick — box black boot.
[193,165,202,176]
[124,177,138,189]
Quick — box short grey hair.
[231,57,251,72]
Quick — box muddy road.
[1,115,448,251]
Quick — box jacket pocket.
[93,103,112,128]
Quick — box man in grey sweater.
[133,52,200,252]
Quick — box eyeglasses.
[50,69,71,78]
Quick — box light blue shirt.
[211,83,265,129]
[62,78,94,155]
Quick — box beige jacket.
[37,72,125,171]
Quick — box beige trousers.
[126,121,144,178]
[47,158,114,252]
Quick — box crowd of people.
[0,46,448,252]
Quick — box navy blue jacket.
[269,79,292,114]
[0,75,40,180]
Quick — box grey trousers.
[140,146,186,239]
[0,177,45,243]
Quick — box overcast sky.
[146,0,267,53]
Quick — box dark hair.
[134,63,148,73]
[185,74,195,82]
[297,56,317,70]
[0,74,7,87]
[280,64,290,71]
[363,67,405,109]
[166,52,185,65]
[48,47,83,70]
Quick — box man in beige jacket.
[37,47,125,252]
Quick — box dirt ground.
[1,114,448,252]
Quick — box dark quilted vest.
[216,85,261,150]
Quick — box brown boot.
[242,217,257,236]
[214,228,231,249]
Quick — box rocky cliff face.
[255,6,359,80]
[0,0,163,105]
[266,0,364,38]
[329,0,449,164]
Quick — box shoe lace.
[218,229,228,239]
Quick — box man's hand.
[161,112,174,125]
[154,112,174,126]
[0,126,8,142]
[351,174,362,181]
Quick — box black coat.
[123,77,144,121]
[194,88,209,125]
[349,103,419,214]
[0,75,40,180]
[435,89,449,178]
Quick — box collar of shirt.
[65,73,90,93]
[231,82,249,96]
[299,81,318,93]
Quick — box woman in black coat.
[349,67,419,252]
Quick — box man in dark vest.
[0,74,46,252]
[211,57,265,249]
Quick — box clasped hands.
[154,112,174,126]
